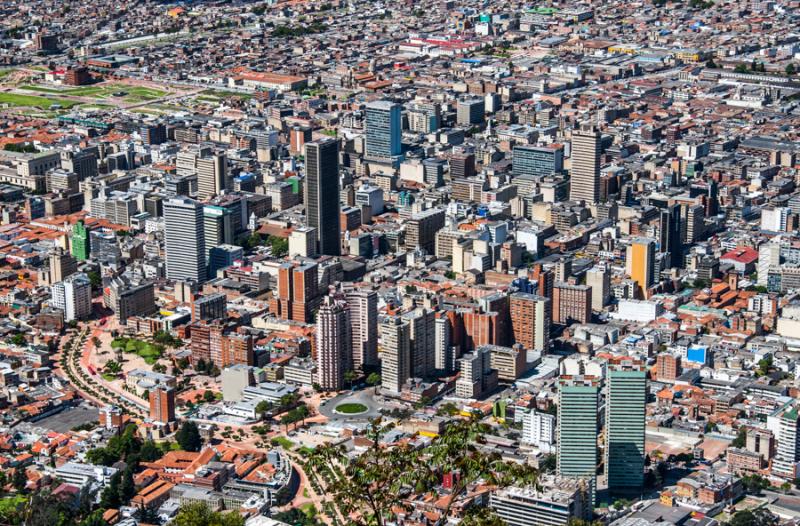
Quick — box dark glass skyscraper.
[305,138,341,256]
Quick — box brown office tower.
[149,386,176,424]
[531,264,554,300]
[221,332,254,368]
[552,283,592,325]
[269,262,321,323]
[510,292,551,352]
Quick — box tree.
[100,471,122,508]
[203,390,216,403]
[12,468,27,493]
[786,63,796,76]
[539,453,557,473]
[366,372,381,392]
[87,271,102,290]
[104,360,122,374]
[732,426,747,448]
[268,235,289,257]
[9,333,26,346]
[119,467,136,503]
[255,400,272,419]
[740,474,770,495]
[176,421,202,452]
[173,502,245,526]
[344,370,357,388]
[726,508,777,526]
[735,63,749,73]
[307,416,538,526]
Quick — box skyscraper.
[659,204,683,269]
[558,358,602,506]
[305,138,341,256]
[164,197,207,283]
[345,288,378,371]
[513,144,564,179]
[626,238,656,297]
[203,205,234,257]
[380,317,411,394]
[605,358,647,494]
[405,308,436,378]
[72,220,90,261]
[365,100,402,159]
[569,126,601,204]
[772,403,800,479]
[316,296,350,391]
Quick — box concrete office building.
[164,197,207,283]
[513,145,564,179]
[197,152,228,200]
[289,227,317,258]
[521,409,556,452]
[365,100,402,159]
[605,358,647,494]
[569,127,601,204]
[490,477,591,526]
[457,98,485,126]
[552,283,592,325]
[149,385,176,424]
[305,138,341,256]
[208,244,243,278]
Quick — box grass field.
[334,402,368,414]
[0,92,79,109]
[19,83,167,102]
[270,436,295,449]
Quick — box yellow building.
[626,238,655,297]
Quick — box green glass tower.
[558,359,601,507]
[605,360,647,494]
[72,220,91,261]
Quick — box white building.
[521,409,556,453]
[611,299,664,323]
[761,207,790,232]
[50,272,92,321]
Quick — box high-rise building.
[521,409,556,452]
[270,262,321,323]
[449,152,476,180]
[626,238,656,297]
[655,353,681,382]
[50,272,92,322]
[772,403,800,480]
[316,296,351,391]
[455,346,498,399]
[48,248,78,284]
[149,386,176,424]
[758,242,781,287]
[513,145,564,179]
[510,293,550,352]
[457,98,485,126]
[192,293,227,322]
[104,275,157,324]
[405,308,436,378]
[71,220,91,261]
[434,314,456,373]
[345,288,378,371]
[558,358,602,505]
[203,205,233,252]
[569,127,601,204]
[196,152,228,200]
[164,197,207,283]
[605,358,647,494]
[659,204,683,269]
[552,283,592,325]
[366,100,402,159]
[585,267,610,312]
[405,208,445,254]
[380,317,411,394]
[305,138,341,256]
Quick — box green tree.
[12,468,27,493]
[104,360,122,374]
[732,426,747,448]
[119,467,136,503]
[726,508,777,526]
[100,471,122,508]
[735,63,749,73]
[366,372,381,392]
[539,453,557,473]
[173,502,245,526]
[786,63,796,76]
[307,416,538,526]
[344,370,357,388]
[268,235,289,257]
[176,421,202,452]
[9,333,26,346]
[87,271,102,289]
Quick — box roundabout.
[333,402,369,415]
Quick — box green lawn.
[112,337,164,365]
[19,83,166,102]
[0,68,17,80]
[101,373,117,381]
[270,436,295,449]
[334,402,368,414]
[123,87,167,102]
[199,89,253,100]
[0,92,79,109]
